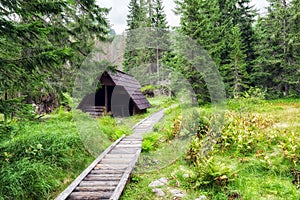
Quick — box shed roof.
[100,70,151,110]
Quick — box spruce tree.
[0,0,109,119]
[254,0,299,97]
[150,0,169,80]
[123,0,142,72]
[223,26,248,97]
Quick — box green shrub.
[219,112,275,155]
[0,114,93,199]
[189,157,237,188]
[227,87,266,113]
[142,132,161,152]
[0,159,60,199]
[98,116,130,140]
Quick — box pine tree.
[123,0,142,72]
[223,26,248,97]
[0,0,109,120]
[175,0,257,98]
[254,0,299,97]
[287,0,300,95]
[150,0,169,80]
[176,0,223,65]
[124,0,169,84]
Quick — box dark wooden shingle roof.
[106,70,150,110]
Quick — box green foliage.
[0,112,93,199]
[123,0,169,84]
[0,159,59,200]
[141,85,156,93]
[253,0,300,97]
[227,87,266,112]
[0,96,37,122]
[222,26,249,97]
[183,98,300,198]
[190,157,237,188]
[175,0,257,99]
[219,112,275,155]
[141,85,156,97]
[153,106,182,141]
[122,98,300,200]
[142,132,161,152]
[60,92,73,108]
[98,116,131,140]
[0,0,109,119]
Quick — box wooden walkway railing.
[55,109,165,200]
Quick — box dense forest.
[0,0,109,121]
[0,0,299,199]
[124,0,300,102]
[0,0,299,120]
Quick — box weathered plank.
[90,170,124,174]
[100,160,132,165]
[84,176,121,181]
[68,192,111,200]
[109,148,138,154]
[104,154,135,159]
[79,181,119,187]
[55,135,125,200]
[56,109,166,200]
[116,144,142,148]
[94,164,128,170]
[109,148,142,200]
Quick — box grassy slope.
[0,97,298,199]
[121,98,300,200]
[0,96,167,199]
[0,111,94,199]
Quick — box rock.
[158,177,169,184]
[183,174,189,178]
[195,195,208,200]
[149,180,164,187]
[170,189,186,198]
[152,188,165,197]
[149,178,168,187]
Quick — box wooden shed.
[77,70,151,117]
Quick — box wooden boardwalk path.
[55,109,165,200]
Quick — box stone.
[170,189,186,198]
[152,188,165,197]
[195,195,208,200]
[183,174,189,178]
[148,178,168,187]
[158,177,169,184]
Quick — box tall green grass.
[0,107,132,199]
[121,98,300,200]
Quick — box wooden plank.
[83,177,121,182]
[90,170,124,174]
[121,138,143,141]
[75,186,115,192]
[109,149,138,154]
[79,181,119,187]
[118,141,142,144]
[56,110,166,200]
[109,148,142,200]
[100,159,132,164]
[86,174,123,178]
[115,144,142,148]
[104,154,135,159]
[68,192,111,200]
[94,164,128,170]
[55,135,125,200]
[84,176,121,181]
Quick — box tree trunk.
[285,83,289,97]
[4,91,8,122]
